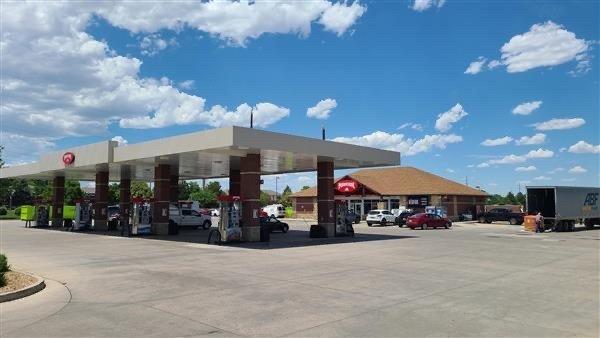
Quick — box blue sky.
[2,0,598,194]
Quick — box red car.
[406,213,452,230]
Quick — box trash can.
[168,220,179,235]
[260,223,271,242]
[523,215,536,232]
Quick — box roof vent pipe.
[322,126,325,140]
[250,111,254,129]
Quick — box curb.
[0,274,46,303]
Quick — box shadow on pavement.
[21,225,417,250]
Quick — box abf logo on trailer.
[583,192,598,212]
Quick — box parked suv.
[477,208,524,225]
[366,209,395,226]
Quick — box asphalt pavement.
[1,219,598,337]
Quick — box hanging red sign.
[62,152,75,166]
[335,179,358,194]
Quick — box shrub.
[0,254,9,272]
[14,206,21,217]
[0,206,7,216]
[0,254,8,287]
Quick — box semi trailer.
[526,186,600,232]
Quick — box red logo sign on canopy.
[62,152,75,166]
[335,179,358,194]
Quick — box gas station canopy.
[1,126,400,181]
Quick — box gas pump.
[335,200,355,237]
[34,204,50,227]
[207,195,242,244]
[72,199,92,231]
[131,198,152,235]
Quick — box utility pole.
[275,176,279,201]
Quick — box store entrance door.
[352,202,362,218]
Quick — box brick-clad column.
[94,171,109,231]
[153,164,171,235]
[170,174,179,203]
[51,176,65,227]
[317,161,335,237]
[229,169,241,196]
[240,154,261,241]
[120,178,131,236]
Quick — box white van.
[262,204,285,218]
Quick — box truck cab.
[169,203,212,229]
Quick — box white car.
[169,204,212,229]
[366,209,395,227]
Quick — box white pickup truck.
[169,204,212,229]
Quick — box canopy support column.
[240,154,261,242]
[317,161,335,237]
[94,171,109,231]
[51,176,65,227]
[153,164,171,235]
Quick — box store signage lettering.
[408,195,428,206]
[335,179,358,194]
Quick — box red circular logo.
[62,152,75,166]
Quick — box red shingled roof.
[291,166,487,197]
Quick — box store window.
[363,200,380,213]
[390,199,400,210]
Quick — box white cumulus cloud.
[306,98,337,120]
[481,136,513,147]
[469,21,592,75]
[479,148,554,167]
[512,101,542,115]
[96,1,367,46]
[435,103,468,132]
[568,166,587,174]
[534,176,551,181]
[411,0,446,12]
[568,141,600,154]
[533,118,586,131]
[515,166,537,172]
[465,57,487,75]
[500,21,590,73]
[515,133,546,146]
[331,131,462,156]
[111,136,128,146]
[4,1,360,162]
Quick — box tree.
[516,192,526,206]
[301,186,310,191]
[30,180,52,202]
[278,185,293,208]
[205,181,222,196]
[131,181,152,199]
[64,180,83,204]
[108,183,120,205]
[189,189,218,208]
[260,191,271,206]
[178,181,202,200]
[506,191,518,205]
[0,145,4,168]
